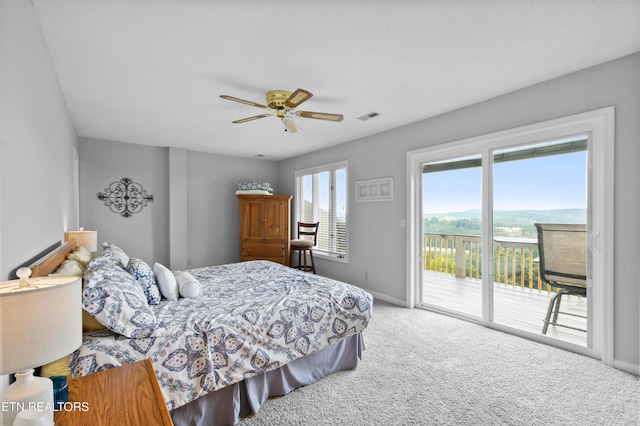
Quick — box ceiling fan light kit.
[282,115,298,132]
[220,88,343,133]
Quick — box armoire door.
[240,200,264,240]
[263,199,287,240]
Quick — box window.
[295,161,348,261]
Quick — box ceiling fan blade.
[232,113,273,124]
[220,95,268,109]
[296,111,344,122]
[284,88,313,108]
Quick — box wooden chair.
[535,223,587,334]
[290,222,319,274]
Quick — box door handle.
[586,231,599,283]
[587,231,600,253]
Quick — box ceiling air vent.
[357,112,380,121]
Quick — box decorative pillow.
[67,245,92,267]
[100,242,130,268]
[154,262,179,301]
[126,258,161,305]
[235,181,273,193]
[84,252,117,277]
[51,259,85,277]
[83,262,161,338]
[174,271,202,298]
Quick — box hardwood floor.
[421,270,587,346]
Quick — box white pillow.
[153,262,179,301]
[174,271,202,298]
[50,259,85,277]
[67,245,92,267]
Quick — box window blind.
[295,161,348,259]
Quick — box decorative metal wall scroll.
[97,177,154,218]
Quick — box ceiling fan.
[220,88,343,133]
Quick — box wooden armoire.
[237,194,292,265]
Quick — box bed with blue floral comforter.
[70,260,372,411]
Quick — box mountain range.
[425,209,586,226]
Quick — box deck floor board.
[421,271,587,346]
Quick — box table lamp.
[64,228,98,252]
[0,267,82,425]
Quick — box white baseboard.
[613,359,640,376]
[367,290,407,307]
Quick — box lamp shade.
[0,275,82,375]
[64,229,97,252]
[0,274,82,425]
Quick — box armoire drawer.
[241,243,285,257]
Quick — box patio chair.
[534,223,587,334]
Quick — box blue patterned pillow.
[126,258,161,305]
[235,181,273,193]
[83,262,161,338]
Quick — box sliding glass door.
[491,137,588,346]
[420,155,483,318]
[408,108,614,360]
[418,138,589,345]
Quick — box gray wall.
[0,0,78,389]
[277,52,640,371]
[78,138,170,266]
[185,149,280,268]
[78,137,279,269]
[0,0,78,278]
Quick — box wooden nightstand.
[54,359,173,425]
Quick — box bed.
[31,240,372,425]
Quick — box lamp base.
[0,369,54,426]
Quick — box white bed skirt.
[170,333,364,426]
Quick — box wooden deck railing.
[423,233,548,291]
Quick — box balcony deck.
[421,270,587,346]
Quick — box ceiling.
[32,1,640,161]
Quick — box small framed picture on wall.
[355,177,393,202]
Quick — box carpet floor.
[240,299,639,425]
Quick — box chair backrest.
[297,222,319,246]
[535,223,587,288]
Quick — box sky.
[301,148,587,217]
[423,151,587,214]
